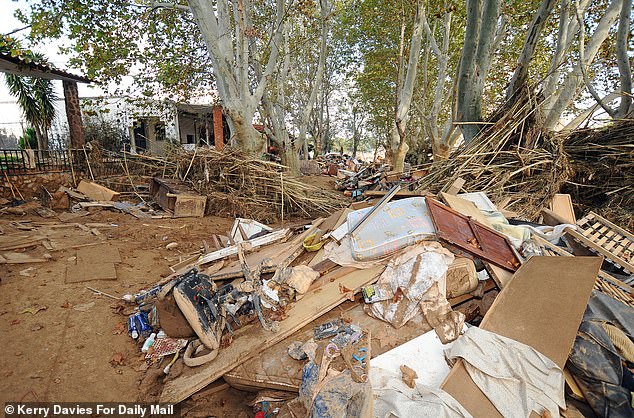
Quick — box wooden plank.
[440,192,492,227]
[0,234,46,251]
[549,194,576,224]
[0,252,49,264]
[484,263,514,289]
[362,190,425,198]
[160,265,385,403]
[540,207,570,226]
[197,228,292,265]
[445,177,466,195]
[77,180,120,202]
[441,256,601,417]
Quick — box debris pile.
[103,178,633,417]
[132,148,344,221]
[413,119,634,226]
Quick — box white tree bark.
[614,0,632,117]
[296,0,330,162]
[455,0,501,144]
[390,0,425,171]
[506,0,558,99]
[187,0,285,154]
[543,0,622,129]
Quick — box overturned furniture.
[149,177,206,218]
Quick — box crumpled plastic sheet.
[369,242,454,329]
[567,291,634,418]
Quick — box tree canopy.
[13,0,633,164]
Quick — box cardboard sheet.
[441,256,602,417]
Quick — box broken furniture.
[149,177,206,218]
[426,197,521,272]
[565,211,634,275]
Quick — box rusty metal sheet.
[425,197,520,271]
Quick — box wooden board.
[362,190,426,198]
[484,262,514,289]
[441,256,602,417]
[65,244,121,283]
[445,177,466,195]
[77,180,120,202]
[540,207,570,226]
[223,300,432,392]
[65,261,117,283]
[533,236,634,308]
[160,265,385,403]
[0,234,46,251]
[440,192,492,227]
[76,244,121,264]
[0,252,49,264]
[426,197,520,272]
[223,278,497,393]
[549,194,576,224]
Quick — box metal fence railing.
[0,149,29,175]
[0,148,153,178]
[0,149,89,175]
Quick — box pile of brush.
[561,120,634,229]
[142,148,344,222]
[415,97,569,219]
[414,98,633,227]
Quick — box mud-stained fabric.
[445,326,565,418]
[370,368,472,418]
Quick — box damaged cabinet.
[149,177,206,218]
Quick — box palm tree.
[2,45,57,150]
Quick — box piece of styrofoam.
[370,326,467,388]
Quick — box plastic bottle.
[142,333,156,353]
[122,285,162,303]
[137,311,152,338]
[127,314,139,339]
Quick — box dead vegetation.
[102,148,344,222]
[414,97,633,229]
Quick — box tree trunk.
[615,0,632,117]
[431,140,450,160]
[35,125,47,150]
[227,109,264,155]
[280,143,300,175]
[456,0,501,144]
[188,0,284,155]
[543,0,622,129]
[393,139,409,172]
[506,0,558,99]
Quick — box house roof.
[0,51,91,83]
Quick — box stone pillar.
[63,81,85,149]
[213,106,224,151]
